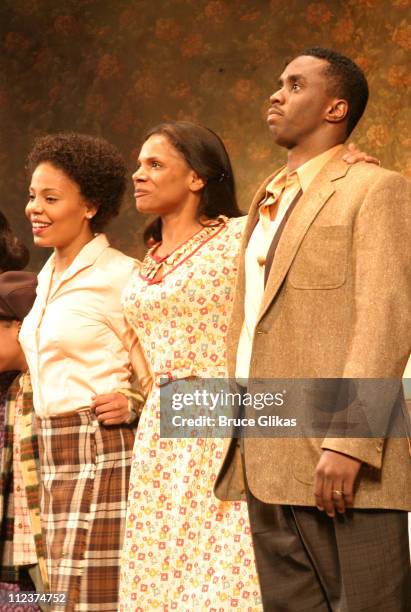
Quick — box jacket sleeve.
[321,170,411,467]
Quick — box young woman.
[119,121,262,611]
[0,272,50,605]
[19,133,151,611]
[0,216,43,612]
[0,212,30,461]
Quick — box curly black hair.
[27,133,127,232]
[0,211,30,271]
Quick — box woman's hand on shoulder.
[90,392,131,425]
[343,142,380,165]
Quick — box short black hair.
[298,47,369,136]
[0,211,29,271]
[141,121,242,244]
[27,133,127,232]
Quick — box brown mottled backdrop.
[0,0,410,271]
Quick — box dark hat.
[0,271,37,320]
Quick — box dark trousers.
[244,468,411,611]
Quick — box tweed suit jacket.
[0,372,49,587]
[215,148,411,510]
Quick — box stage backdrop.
[0,0,409,271]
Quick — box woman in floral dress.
[118,122,374,610]
[120,121,262,611]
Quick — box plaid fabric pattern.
[0,374,16,583]
[12,386,37,566]
[0,371,19,452]
[0,373,48,588]
[37,410,135,611]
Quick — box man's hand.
[342,142,380,165]
[314,450,362,517]
[90,392,130,425]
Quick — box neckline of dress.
[150,224,206,263]
[140,217,228,284]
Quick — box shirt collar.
[265,144,344,197]
[265,166,288,197]
[38,234,110,295]
[295,144,344,193]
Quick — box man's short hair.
[298,47,369,136]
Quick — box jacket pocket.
[289,225,348,289]
[292,438,321,485]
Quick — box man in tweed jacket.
[215,48,410,610]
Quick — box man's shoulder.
[320,155,407,191]
[341,164,411,208]
[344,161,407,183]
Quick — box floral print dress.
[119,217,261,611]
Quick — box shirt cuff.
[321,437,384,470]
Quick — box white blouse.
[20,234,151,416]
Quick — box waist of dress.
[154,368,227,387]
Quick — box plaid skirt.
[37,410,135,612]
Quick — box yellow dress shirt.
[20,234,152,416]
[236,145,343,381]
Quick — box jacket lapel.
[256,154,351,325]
